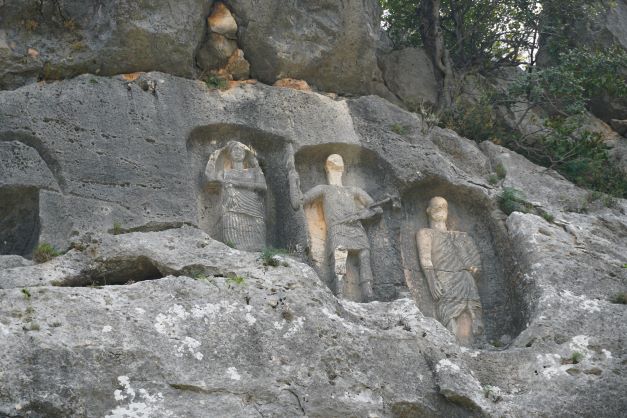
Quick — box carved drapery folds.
[205,141,267,251]
[417,196,484,345]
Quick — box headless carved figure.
[417,197,483,345]
[206,141,267,251]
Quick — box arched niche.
[187,124,299,250]
[294,143,405,301]
[0,187,40,258]
[400,178,527,344]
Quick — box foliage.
[380,0,542,70]
[33,243,60,263]
[508,47,627,116]
[540,211,555,223]
[21,288,31,299]
[495,163,507,179]
[439,95,510,143]
[562,351,584,364]
[206,75,229,90]
[611,292,627,304]
[226,274,245,286]
[112,221,123,235]
[488,174,499,185]
[261,247,288,267]
[390,123,409,135]
[499,187,532,215]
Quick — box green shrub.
[540,211,555,223]
[611,292,627,304]
[495,163,507,179]
[261,247,287,267]
[33,243,60,263]
[206,75,229,90]
[390,123,409,135]
[498,188,531,215]
[226,275,245,286]
[112,221,123,235]
[488,174,499,185]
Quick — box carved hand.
[425,269,443,301]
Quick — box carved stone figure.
[294,154,380,302]
[205,141,267,251]
[416,197,484,345]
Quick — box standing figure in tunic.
[294,154,380,302]
[416,196,484,345]
[205,141,267,251]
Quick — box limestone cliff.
[0,1,625,417]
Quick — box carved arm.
[416,228,443,301]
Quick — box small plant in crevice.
[540,211,555,223]
[112,221,123,235]
[226,274,245,286]
[261,247,288,267]
[498,187,532,215]
[225,240,236,249]
[562,351,584,365]
[610,292,627,305]
[490,339,504,348]
[487,174,499,185]
[21,288,31,299]
[495,163,507,179]
[390,123,409,135]
[206,75,229,90]
[32,243,60,263]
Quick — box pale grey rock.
[380,47,440,108]
[229,0,394,99]
[0,255,33,269]
[0,0,210,90]
[0,0,394,100]
[0,73,625,417]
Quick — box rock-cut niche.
[0,187,40,257]
[187,124,300,251]
[294,143,404,303]
[400,178,527,346]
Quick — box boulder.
[0,0,394,101]
[380,47,440,108]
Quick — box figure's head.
[325,154,344,186]
[426,196,448,224]
[226,141,247,163]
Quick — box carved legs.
[332,247,374,302]
[333,246,348,299]
[358,249,374,302]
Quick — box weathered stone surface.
[0,73,626,416]
[0,255,33,270]
[196,33,239,71]
[0,0,210,90]
[228,0,394,99]
[224,49,251,81]
[380,47,440,108]
[0,0,394,101]
[273,78,312,91]
[208,2,238,39]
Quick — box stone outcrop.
[0,0,394,100]
[1,72,625,416]
[380,47,440,108]
[196,3,251,81]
